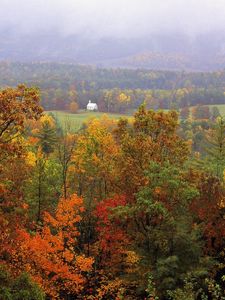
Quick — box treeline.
[0,62,225,112]
[0,85,224,299]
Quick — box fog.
[1,0,225,38]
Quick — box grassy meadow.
[208,104,225,116]
[47,110,132,131]
[47,104,225,132]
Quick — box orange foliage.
[10,194,93,298]
[0,84,42,162]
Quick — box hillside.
[1,31,225,71]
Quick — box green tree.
[57,132,77,199]
[36,120,57,156]
[25,152,61,221]
[0,266,45,300]
[115,162,209,297]
[204,117,225,178]
[211,106,221,121]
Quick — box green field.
[47,104,225,132]
[47,110,132,131]
[207,104,225,116]
[189,104,225,118]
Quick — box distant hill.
[1,30,225,71]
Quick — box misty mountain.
[1,30,225,71]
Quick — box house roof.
[87,100,98,108]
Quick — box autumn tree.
[117,92,131,112]
[10,194,93,299]
[0,85,43,212]
[70,117,120,259]
[56,126,77,199]
[114,105,189,197]
[190,172,225,253]
[192,105,210,120]
[94,195,130,269]
[92,195,140,298]
[72,116,119,200]
[0,85,46,297]
[69,101,79,113]
[103,89,118,113]
[180,106,190,119]
[68,86,78,103]
[0,84,43,224]
[0,84,43,162]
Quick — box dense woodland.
[0,84,224,299]
[0,62,225,112]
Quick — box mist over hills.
[1,30,225,71]
[1,0,225,71]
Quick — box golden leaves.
[118,92,131,103]
[40,114,55,127]
[25,151,36,167]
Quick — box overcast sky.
[1,0,225,38]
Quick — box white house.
[87,100,98,111]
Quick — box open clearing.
[47,110,132,131]
[47,104,225,131]
[207,104,225,116]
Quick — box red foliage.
[95,195,130,264]
[190,175,225,253]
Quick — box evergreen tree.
[205,117,225,178]
[36,120,57,155]
[211,106,221,121]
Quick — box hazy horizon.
[1,0,225,38]
[1,0,225,71]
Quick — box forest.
[0,84,224,299]
[0,62,225,112]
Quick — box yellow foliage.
[25,151,36,167]
[124,250,140,265]
[118,92,131,103]
[95,278,123,300]
[219,197,225,208]
[40,114,55,127]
